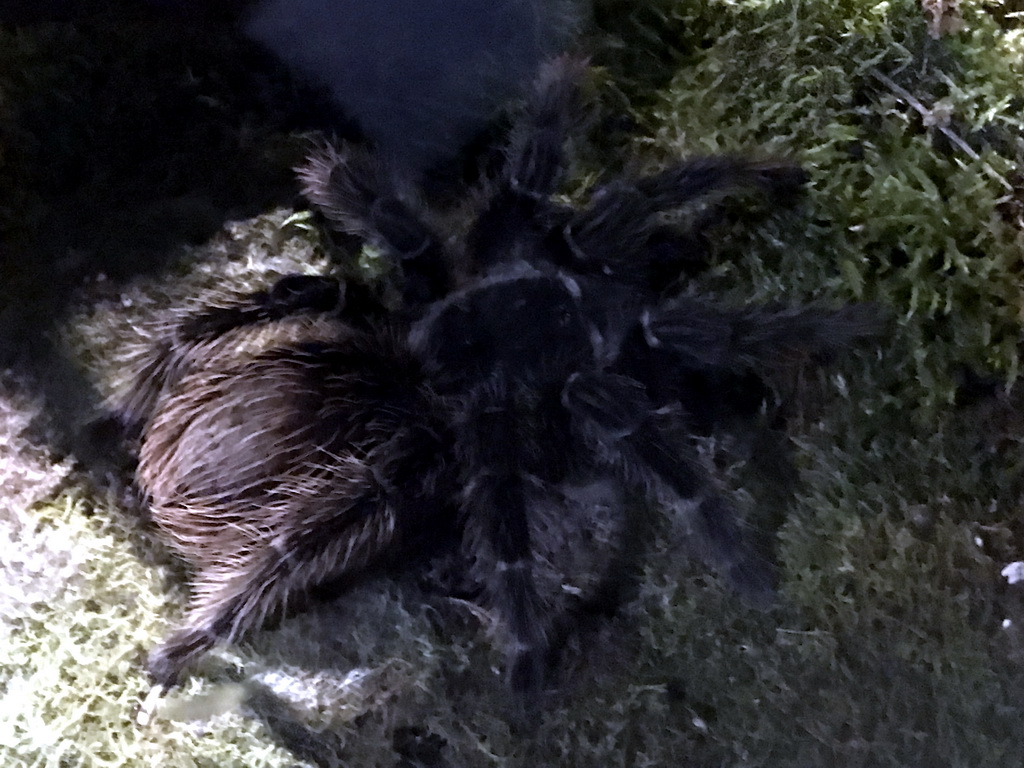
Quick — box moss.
[640,0,1024,411]
[0,491,306,768]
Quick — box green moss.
[0,492,307,768]
[641,0,1024,411]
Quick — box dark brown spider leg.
[560,180,654,272]
[616,298,881,440]
[563,371,776,605]
[640,299,882,374]
[147,474,400,687]
[563,157,806,278]
[111,277,343,431]
[504,55,587,197]
[627,419,778,605]
[298,144,451,304]
[467,56,586,269]
[634,156,807,209]
[455,382,551,706]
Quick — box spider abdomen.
[131,302,453,685]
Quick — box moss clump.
[640,0,1024,411]
[0,490,311,768]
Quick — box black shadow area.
[0,0,353,465]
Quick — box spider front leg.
[563,157,806,279]
[455,381,554,705]
[504,55,588,197]
[563,371,777,604]
[468,56,587,268]
[298,144,451,305]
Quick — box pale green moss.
[0,491,309,768]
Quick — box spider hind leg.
[562,371,777,606]
[147,486,397,687]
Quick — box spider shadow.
[0,0,359,483]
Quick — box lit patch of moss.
[0,491,308,768]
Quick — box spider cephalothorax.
[121,57,878,708]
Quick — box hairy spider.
[120,57,878,707]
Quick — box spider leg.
[635,157,807,210]
[455,380,553,704]
[504,55,588,198]
[627,417,778,603]
[563,371,776,604]
[640,299,882,373]
[297,144,450,304]
[468,56,586,268]
[611,296,881,440]
[563,157,806,279]
[147,473,399,687]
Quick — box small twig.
[870,68,1014,193]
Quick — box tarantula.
[119,57,877,706]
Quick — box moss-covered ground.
[2,1,1023,766]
